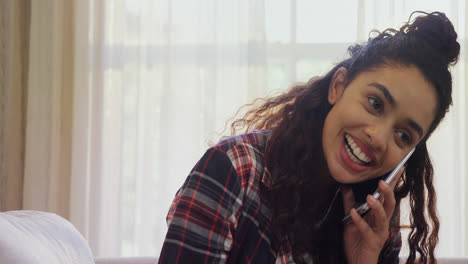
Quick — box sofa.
[0,210,466,264]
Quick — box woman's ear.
[328,67,348,105]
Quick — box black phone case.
[350,173,388,203]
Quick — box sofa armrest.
[0,210,94,264]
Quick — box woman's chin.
[328,167,355,184]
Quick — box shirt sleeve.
[158,147,243,264]
[378,229,402,264]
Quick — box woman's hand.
[342,168,404,264]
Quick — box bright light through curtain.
[71,0,468,258]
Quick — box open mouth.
[344,133,372,166]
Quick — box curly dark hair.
[228,11,459,263]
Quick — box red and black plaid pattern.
[159,130,401,264]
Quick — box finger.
[388,166,405,190]
[377,194,385,205]
[349,208,374,239]
[367,194,389,230]
[379,180,396,217]
[341,186,355,213]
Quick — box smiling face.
[322,64,437,184]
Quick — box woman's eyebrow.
[369,82,396,107]
[369,82,424,139]
[406,118,423,139]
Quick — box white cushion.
[94,257,157,264]
[0,210,94,264]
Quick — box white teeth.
[358,152,369,162]
[345,134,371,164]
[345,145,362,164]
[355,148,362,156]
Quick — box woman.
[159,11,460,264]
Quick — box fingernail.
[380,180,389,188]
[368,195,376,203]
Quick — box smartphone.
[342,148,415,224]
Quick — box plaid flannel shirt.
[159,130,401,264]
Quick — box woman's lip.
[345,133,376,163]
[340,138,370,172]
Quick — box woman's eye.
[368,96,383,112]
[396,130,412,145]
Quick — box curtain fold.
[70,0,123,256]
[0,0,30,211]
[22,0,75,218]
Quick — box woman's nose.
[364,123,390,151]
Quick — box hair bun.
[403,11,460,65]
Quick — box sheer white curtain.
[70,0,468,258]
[23,0,75,218]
